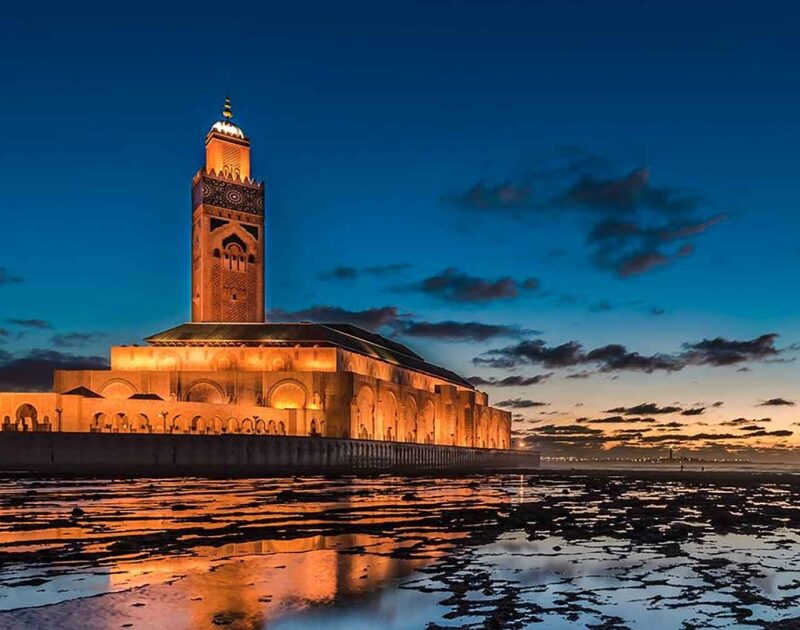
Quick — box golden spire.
[223,96,233,120]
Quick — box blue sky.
[2,0,800,458]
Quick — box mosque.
[0,100,512,451]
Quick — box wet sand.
[2,470,800,628]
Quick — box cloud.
[7,319,52,330]
[270,304,531,343]
[412,268,539,303]
[52,332,108,348]
[655,421,686,429]
[681,407,706,416]
[400,321,528,342]
[270,305,404,331]
[721,417,772,426]
[566,371,592,379]
[605,403,682,415]
[320,263,412,282]
[746,430,793,438]
[639,432,741,443]
[0,349,109,392]
[579,416,657,424]
[758,398,795,407]
[475,333,786,373]
[531,423,604,437]
[0,268,23,286]
[496,398,549,409]
[468,373,553,387]
[0,328,9,344]
[444,152,724,278]
[682,334,782,367]
[319,266,358,281]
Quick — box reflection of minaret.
[191,97,266,323]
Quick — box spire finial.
[222,96,233,120]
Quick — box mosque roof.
[145,322,474,389]
[63,386,103,398]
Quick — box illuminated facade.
[0,101,512,449]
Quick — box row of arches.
[354,387,438,443]
[90,412,292,436]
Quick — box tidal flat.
[2,471,800,629]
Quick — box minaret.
[191,98,266,323]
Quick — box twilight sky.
[2,1,800,460]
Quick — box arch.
[277,420,286,436]
[355,386,375,440]
[212,416,224,434]
[135,413,150,432]
[255,418,266,434]
[268,380,308,409]
[183,380,226,404]
[310,418,319,437]
[226,417,240,433]
[382,391,399,443]
[191,415,206,433]
[2,415,11,431]
[421,400,435,445]
[15,404,37,432]
[221,232,248,252]
[171,414,185,433]
[241,418,254,434]
[91,412,107,432]
[403,397,418,443]
[100,379,137,400]
[266,419,277,435]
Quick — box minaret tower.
[191,98,265,323]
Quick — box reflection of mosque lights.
[101,533,443,627]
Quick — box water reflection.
[0,476,508,629]
[4,472,800,628]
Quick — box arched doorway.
[15,404,37,432]
[356,387,375,439]
[192,416,206,433]
[184,380,226,404]
[403,398,417,443]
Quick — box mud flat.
[2,471,800,628]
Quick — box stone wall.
[0,432,539,476]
